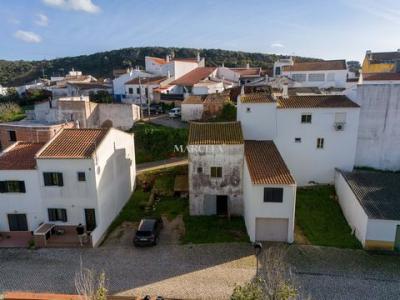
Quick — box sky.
[0,0,399,62]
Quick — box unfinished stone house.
[188,122,244,216]
[31,96,140,130]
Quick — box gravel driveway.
[1,244,400,299]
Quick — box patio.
[34,224,92,248]
[0,231,32,248]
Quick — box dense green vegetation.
[211,102,237,122]
[0,102,26,122]
[132,121,188,164]
[296,185,362,249]
[0,46,320,86]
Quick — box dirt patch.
[103,221,137,247]
[294,224,311,245]
[159,215,185,245]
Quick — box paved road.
[1,244,400,299]
[136,157,188,174]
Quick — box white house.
[0,128,136,247]
[0,143,45,234]
[273,57,294,77]
[187,122,297,243]
[243,140,296,242]
[112,68,153,101]
[335,169,400,251]
[237,92,360,185]
[181,96,204,121]
[124,76,171,104]
[282,60,348,88]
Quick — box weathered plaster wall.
[188,144,244,216]
[355,84,400,170]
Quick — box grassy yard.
[109,166,248,244]
[131,122,188,164]
[296,185,362,249]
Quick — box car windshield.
[136,230,152,237]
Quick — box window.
[317,138,325,149]
[246,107,251,113]
[291,73,306,82]
[308,73,325,82]
[275,67,281,76]
[210,166,222,178]
[0,181,26,193]
[301,114,312,123]
[136,87,140,94]
[128,88,133,94]
[295,137,302,143]
[43,172,63,186]
[197,167,203,174]
[48,208,67,222]
[77,172,86,182]
[264,188,283,203]
[8,130,16,142]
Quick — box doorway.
[216,195,228,216]
[85,209,96,232]
[395,225,400,252]
[8,214,28,231]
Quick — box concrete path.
[136,157,188,174]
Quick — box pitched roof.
[362,73,400,81]
[240,93,275,103]
[245,140,295,185]
[0,142,44,170]
[182,95,203,105]
[366,51,400,63]
[277,95,359,109]
[67,82,111,89]
[171,67,216,86]
[188,122,243,145]
[203,93,229,104]
[339,170,400,220]
[231,68,262,77]
[283,60,346,71]
[37,129,109,159]
[148,56,167,65]
[125,76,166,85]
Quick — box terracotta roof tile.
[148,56,167,65]
[283,60,346,71]
[171,67,216,86]
[0,142,44,170]
[240,93,275,103]
[245,140,295,185]
[231,68,262,77]
[362,73,400,81]
[203,93,229,104]
[125,76,167,85]
[38,129,109,159]
[188,122,243,145]
[277,95,359,109]
[182,96,203,105]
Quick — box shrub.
[0,102,25,122]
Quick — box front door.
[216,195,228,216]
[84,209,96,232]
[395,225,400,252]
[8,214,28,231]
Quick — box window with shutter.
[43,172,64,186]
[48,208,67,222]
[0,181,25,193]
[0,181,6,193]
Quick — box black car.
[133,218,163,246]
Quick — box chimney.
[246,63,250,69]
[222,62,225,68]
[75,120,80,128]
[240,85,245,95]
[196,52,201,62]
[166,55,170,63]
[282,84,289,99]
[167,70,171,79]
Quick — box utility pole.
[138,75,143,120]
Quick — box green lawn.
[296,185,362,249]
[183,215,249,244]
[131,122,188,164]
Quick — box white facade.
[282,69,348,88]
[112,69,152,98]
[243,160,296,242]
[145,56,204,80]
[0,170,42,232]
[274,107,359,185]
[273,57,294,77]
[192,81,225,95]
[354,84,400,170]
[181,103,204,121]
[335,170,400,249]
[237,96,360,185]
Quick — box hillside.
[0,46,320,86]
